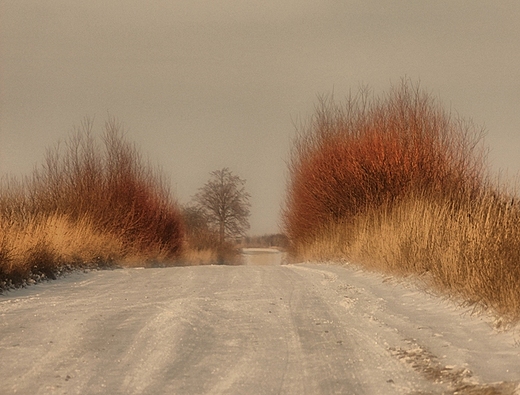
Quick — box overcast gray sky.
[1,1,520,235]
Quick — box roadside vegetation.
[180,205,239,265]
[0,118,185,290]
[239,234,289,250]
[181,168,251,265]
[283,80,520,323]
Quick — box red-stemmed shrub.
[284,81,486,246]
[1,117,185,288]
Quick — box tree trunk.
[219,220,225,247]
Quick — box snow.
[0,257,518,393]
[241,247,286,265]
[291,262,520,388]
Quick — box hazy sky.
[1,1,520,235]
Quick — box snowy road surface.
[1,252,519,394]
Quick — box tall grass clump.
[284,80,520,322]
[0,118,185,288]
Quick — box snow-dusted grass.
[294,191,520,323]
[284,81,520,323]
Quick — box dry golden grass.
[292,189,520,323]
[178,242,243,266]
[0,214,122,285]
[180,248,218,266]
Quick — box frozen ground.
[0,253,519,394]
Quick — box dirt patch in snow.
[389,341,519,395]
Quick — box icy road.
[1,249,519,394]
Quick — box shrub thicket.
[284,80,520,322]
[0,118,185,288]
[284,82,486,244]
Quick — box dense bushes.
[0,118,185,287]
[284,82,486,244]
[284,81,520,322]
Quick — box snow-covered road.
[0,256,519,394]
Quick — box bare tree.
[193,168,251,246]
